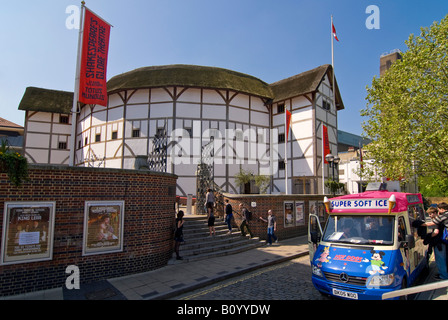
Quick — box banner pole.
[69,1,86,167]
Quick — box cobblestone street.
[173,255,329,300]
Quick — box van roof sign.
[328,190,422,214]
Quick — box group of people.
[173,189,279,260]
[422,202,448,280]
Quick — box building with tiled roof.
[0,117,24,154]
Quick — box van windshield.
[323,215,395,245]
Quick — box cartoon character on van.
[362,250,388,275]
[315,246,331,267]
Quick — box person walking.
[259,209,278,245]
[224,199,233,235]
[238,203,253,238]
[174,210,185,260]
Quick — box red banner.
[79,8,111,106]
[286,110,292,141]
[323,125,331,163]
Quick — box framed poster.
[284,201,294,227]
[83,201,124,256]
[295,201,305,226]
[309,200,326,221]
[1,202,56,265]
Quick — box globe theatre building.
[18,64,344,197]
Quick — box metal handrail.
[382,280,448,300]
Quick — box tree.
[362,15,448,186]
[234,168,271,194]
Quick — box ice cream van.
[308,190,429,300]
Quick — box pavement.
[1,235,309,300]
[414,258,448,300]
[2,234,447,300]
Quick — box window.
[95,134,101,142]
[279,160,285,170]
[278,133,285,143]
[277,103,285,114]
[58,142,67,150]
[60,115,69,124]
[184,128,192,138]
[323,100,331,111]
[323,215,395,245]
[112,131,118,140]
[132,129,140,138]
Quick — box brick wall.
[223,193,328,241]
[0,165,177,297]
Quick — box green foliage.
[0,140,29,186]
[234,168,271,194]
[362,15,448,183]
[234,168,252,190]
[419,175,448,197]
[254,174,271,194]
[324,179,345,195]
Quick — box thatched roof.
[18,87,73,114]
[107,65,274,99]
[270,64,344,110]
[18,64,344,113]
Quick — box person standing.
[174,210,185,260]
[422,202,448,280]
[259,209,278,245]
[238,203,253,238]
[205,189,215,237]
[224,199,233,235]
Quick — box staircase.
[169,215,265,264]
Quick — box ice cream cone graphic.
[324,196,331,214]
[388,194,396,214]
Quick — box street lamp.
[325,153,340,181]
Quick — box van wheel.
[399,278,408,300]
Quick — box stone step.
[170,215,265,264]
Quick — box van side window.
[398,216,407,242]
[408,204,426,239]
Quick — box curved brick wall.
[0,165,177,297]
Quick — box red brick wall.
[0,165,177,297]
[223,194,328,240]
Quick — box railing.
[382,280,448,300]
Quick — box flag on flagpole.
[79,7,112,106]
[284,109,292,194]
[332,21,339,42]
[323,125,331,163]
[69,4,112,166]
[285,109,292,141]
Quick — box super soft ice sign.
[330,198,389,210]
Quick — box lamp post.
[325,154,340,181]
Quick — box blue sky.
[1,0,448,136]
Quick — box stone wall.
[222,193,328,241]
[0,165,177,297]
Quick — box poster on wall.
[1,202,56,265]
[295,201,305,226]
[284,201,294,227]
[309,200,327,222]
[83,201,124,256]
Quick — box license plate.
[332,288,358,300]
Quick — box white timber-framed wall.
[18,64,344,197]
[74,86,271,196]
[22,111,72,165]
